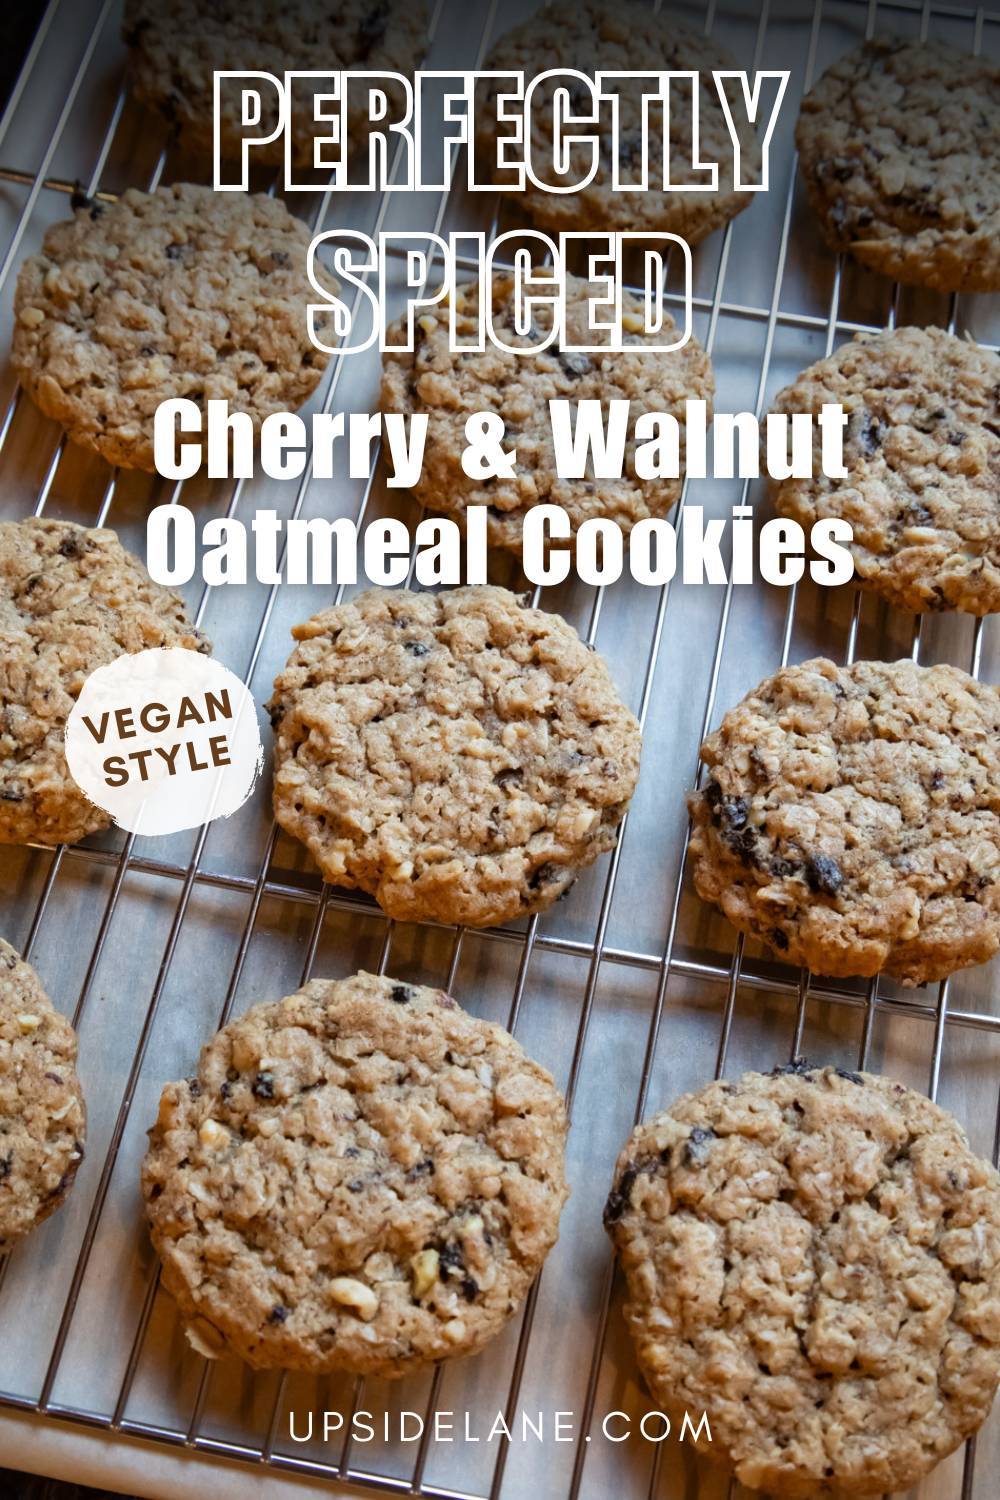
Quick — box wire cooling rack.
[1,1,999,1497]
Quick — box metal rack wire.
[0,1,998,1498]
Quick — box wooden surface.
[0,1470,135,1500]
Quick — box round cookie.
[123,0,427,168]
[142,970,569,1376]
[605,1062,1000,1496]
[771,327,1000,615]
[0,517,210,846]
[477,1,761,241]
[267,586,642,927]
[12,183,335,471]
[0,940,86,1254]
[796,38,1000,292]
[380,274,714,554]
[688,657,1000,985]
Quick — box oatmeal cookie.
[477,1,761,241]
[0,940,86,1255]
[605,1063,1000,1496]
[796,38,1000,292]
[123,0,427,167]
[380,274,714,554]
[13,183,334,471]
[267,586,642,927]
[0,517,209,846]
[771,326,1000,615]
[142,970,568,1375]
[688,657,1000,985]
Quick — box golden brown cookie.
[124,0,427,167]
[0,940,86,1254]
[689,657,1000,985]
[605,1063,1000,1496]
[796,38,1000,292]
[770,327,1000,615]
[381,274,714,555]
[0,517,209,846]
[13,183,333,470]
[142,971,569,1375]
[477,1,760,242]
[267,586,642,927]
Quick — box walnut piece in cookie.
[267,586,642,928]
[123,0,427,168]
[380,274,714,556]
[771,327,1000,615]
[13,183,336,471]
[0,939,86,1254]
[0,517,210,846]
[796,37,1000,292]
[688,657,1000,985]
[141,971,569,1376]
[605,1064,1000,1496]
[477,1,760,242]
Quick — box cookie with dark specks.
[13,183,334,471]
[688,657,1000,985]
[0,940,85,1255]
[142,971,568,1375]
[267,586,641,927]
[0,517,209,846]
[796,38,1000,292]
[123,0,427,167]
[477,1,761,241]
[605,1063,1000,1496]
[771,327,1000,615]
[380,274,714,554]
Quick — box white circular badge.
[65,648,263,836]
